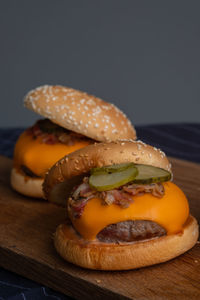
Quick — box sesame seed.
[87,99,95,105]
[138,140,146,147]
[32,102,36,109]
[160,150,166,157]
[92,106,101,114]
[112,129,118,134]
[102,105,111,111]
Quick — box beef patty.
[97,220,166,243]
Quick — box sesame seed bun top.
[24,85,136,142]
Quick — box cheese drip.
[14,131,91,177]
[71,182,189,240]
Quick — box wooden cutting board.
[0,155,199,300]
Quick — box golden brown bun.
[54,215,199,270]
[44,140,171,205]
[11,168,44,198]
[24,85,136,142]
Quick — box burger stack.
[11,85,199,270]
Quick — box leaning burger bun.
[24,85,136,142]
[44,140,171,204]
[54,215,198,270]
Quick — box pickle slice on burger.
[89,163,171,190]
[89,165,138,191]
[11,85,136,199]
[43,140,199,270]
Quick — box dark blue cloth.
[0,269,70,300]
[0,123,200,300]
[136,123,200,163]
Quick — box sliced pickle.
[91,162,135,175]
[89,166,138,191]
[133,164,171,184]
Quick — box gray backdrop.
[1,0,200,128]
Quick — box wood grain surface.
[0,155,199,300]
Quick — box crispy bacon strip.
[123,183,164,198]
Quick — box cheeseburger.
[44,141,199,270]
[11,85,136,199]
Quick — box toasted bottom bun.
[10,168,44,199]
[54,215,199,270]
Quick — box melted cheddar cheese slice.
[71,182,189,240]
[14,131,91,177]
